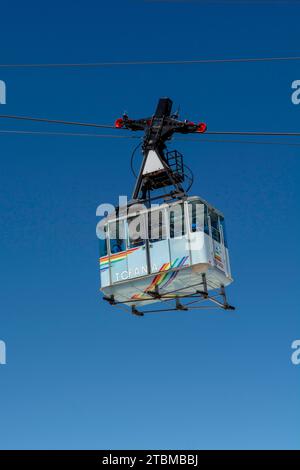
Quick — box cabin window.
[219,216,228,247]
[127,215,146,248]
[170,204,185,238]
[109,220,126,254]
[99,225,108,257]
[188,201,204,232]
[148,209,167,242]
[210,211,221,243]
[204,206,210,235]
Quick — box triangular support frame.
[132,148,186,201]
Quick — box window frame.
[126,213,147,249]
[169,202,185,239]
[108,218,127,255]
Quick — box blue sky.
[0,0,299,450]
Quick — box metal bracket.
[103,295,115,305]
[131,305,144,317]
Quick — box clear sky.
[0,0,299,450]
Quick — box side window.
[99,225,108,257]
[204,205,210,235]
[109,220,126,254]
[170,204,185,238]
[148,209,167,242]
[210,211,221,243]
[219,216,228,247]
[127,215,146,248]
[188,201,204,233]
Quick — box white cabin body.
[99,196,233,306]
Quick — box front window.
[170,203,185,238]
[99,225,108,257]
[109,220,126,254]
[188,201,204,233]
[127,215,146,248]
[148,209,167,242]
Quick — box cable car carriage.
[98,98,234,315]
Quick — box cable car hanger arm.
[115,98,208,201]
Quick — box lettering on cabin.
[114,264,158,281]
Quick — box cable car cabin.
[99,196,233,309]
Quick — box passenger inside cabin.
[109,220,126,253]
[110,238,125,253]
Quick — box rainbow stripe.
[131,256,189,300]
[100,247,139,271]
